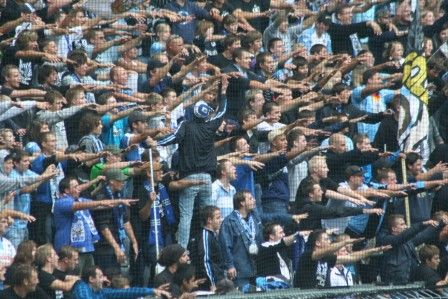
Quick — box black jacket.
[377,222,442,284]
[158,94,227,178]
[325,149,379,183]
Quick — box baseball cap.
[20,3,36,14]
[150,42,166,55]
[268,127,287,143]
[128,111,147,125]
[345,165,365,179]
[24,142,40,154]
[194,101,214,119]
[104,168,128,181]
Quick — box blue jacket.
[219,210,263,279]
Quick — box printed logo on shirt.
[252,5,260,13]
[316,261,329,287]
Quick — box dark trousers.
[29,201,53,246]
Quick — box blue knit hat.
[194,101,214,119]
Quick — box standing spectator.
[54,176,136,274]
[93,168,139,274]
[211,159,237,219]
[377,214,443,284]
[194,205,224,291]
[157,76,228,248]
[219,191,263,288]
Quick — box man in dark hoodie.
[158,76,228,248]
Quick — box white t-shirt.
[0,237,16,267]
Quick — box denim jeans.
[177,173,212,248]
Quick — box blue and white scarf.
[143,180,176,247]
[104,184,126,250]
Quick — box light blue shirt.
[298,26,333,54]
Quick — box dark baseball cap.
[345,165,365,179]
[20,3,36,14]
[104,168,128,181]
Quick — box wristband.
[415,181,425,189]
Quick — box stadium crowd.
[1,0,448,297]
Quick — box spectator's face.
[75,63,88,77]
[315,162,329,178]
[439,28,448,43]
[250,38,262,51]
[157,26,171,42]
[42,134,57,153]
[6,69,21,88]
[295,64,309,77]
[113,67,128,85]
[124,47,138,59]
[2,159,13,175]
[224,161,237,180]
[167,37,184,56]
[49,249,59,267]
[349,174,364,188]
[229,40,241,52]
[270,41,284,56]
[397,3,412,23]
[43,41,58,55]
[92,121,103,135]
[377,15,391,27]
[249,93,265,113]
[235,137,250,153]
[24,269,39,293]
[91,32,106,46]
[90,269,106,290]
[47,70,59,85]
[279,21,288,33]
[109,179,125,192]
[316,22,329,34]
[236,51,252,69]
[337,246,349,256]
[67,179,81,199]
[71,92,87,106]
[73,11,86,26]
[310,184,323,201]
[225,22,238,34]
[272,135,287,151]
[183,276,197,292]
[422,11,435,26]
[427,254,440,270]
[266,106,281,123]
[51,97,64,111]
[408,159,423,175]
[133,121,147,134]
[65,252,79,271]
[390,44,404,60]
[293,135,307,151]
[0,218,8,235]
[392,218,407,234]
[243,192,256,212]
[337,8,353,25]
[210,210,222,232]
[179,250,190,264]
[367,73,382,85]
[260,55,276,74]
[317,233,331,248]
[270,225,285,242]
[332,136,346,153]
[15,156,31,172]
[337,89,351,104]
[384,171,397,185]
[2,131,15,146]
[163,91,177,105]
[356,137,370,152]
[27,39,39,51]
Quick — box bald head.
[329,134,347,153]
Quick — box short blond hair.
[308,155,327,174]
[35,244,54,268]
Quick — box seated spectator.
[72,265,169,299]
[413,244,448,288]
[0,264,41,299]
[154,244,190,288]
